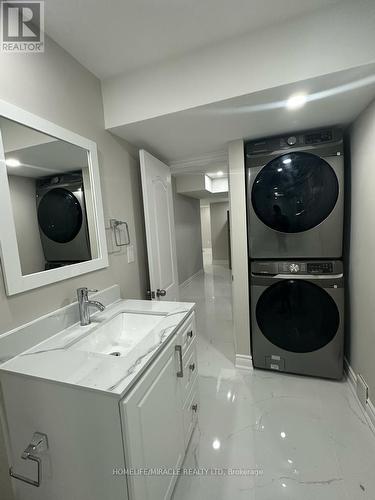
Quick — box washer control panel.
[307,262,333,274]
[277,262,334,275]
[251,260,342,276]
[278,262,306,274]
[289,263,300,273]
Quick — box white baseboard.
[179,269,204,289]
[235,354,253,370]
[344,357,375,432]
[212,259,229,266]
[344,358,357,389]
[367,399,375,429]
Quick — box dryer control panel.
[245,127,343,156]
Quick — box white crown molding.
[170,150,228,175]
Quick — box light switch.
[127,244,135,263]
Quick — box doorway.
[200,199,230,270]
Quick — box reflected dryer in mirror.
[0,100,108,295]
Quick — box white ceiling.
[44,0,343,79]
[170,151,229,176]
[110,64,375,163]
[6,141,88,178]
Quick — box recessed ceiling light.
[216,171,224,177]
[6,158,21,167]
[212,438,221,450]
[286,93,307,110]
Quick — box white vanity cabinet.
[0,310,198,500]
[121,313,199,500]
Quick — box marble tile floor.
[172,263,375,500]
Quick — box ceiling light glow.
[5,158,21,167]
[286,93,307,110]
[216,171,224,177]
[212,438,221,450]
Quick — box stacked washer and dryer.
[245,128,344,379]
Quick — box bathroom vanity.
[0,299,198,500]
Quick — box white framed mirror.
[0,99,108,295]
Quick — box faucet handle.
[77,287,98,297]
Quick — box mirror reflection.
[1,117,99,276]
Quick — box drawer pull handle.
[175,345,183,377]
[191,403,198,413]
[189,363,195,372]
[187,330,193,339]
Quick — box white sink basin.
[70,312,166,357]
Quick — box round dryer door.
[251,152,339,233]
[38,188,83,243]
[256,279,339,353]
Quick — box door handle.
[189,363,195,372]
[156,289,166,297]
[175,345,183,377]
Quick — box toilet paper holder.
[9,432,48,487]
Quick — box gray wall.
[172,179,203,284]
[210,202,229,262]
[347,97,375,400]
[0,36,148,499]
[8,176,46,275]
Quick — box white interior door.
[140,149,179,301]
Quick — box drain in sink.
[110,351,121,357]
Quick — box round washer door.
[251,152,339,233]
[38,188,83,243]
[256,279,339,353]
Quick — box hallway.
[173,265,375,500]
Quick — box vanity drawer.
[182,379,199,447]
[176,314,196,355]
[181,342,198,404]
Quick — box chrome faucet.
[77,287,105,326]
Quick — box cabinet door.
[121,337,184,500]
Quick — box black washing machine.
[250,260,344,379]
[36,172,92,266]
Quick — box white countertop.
[0,299,195,398]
